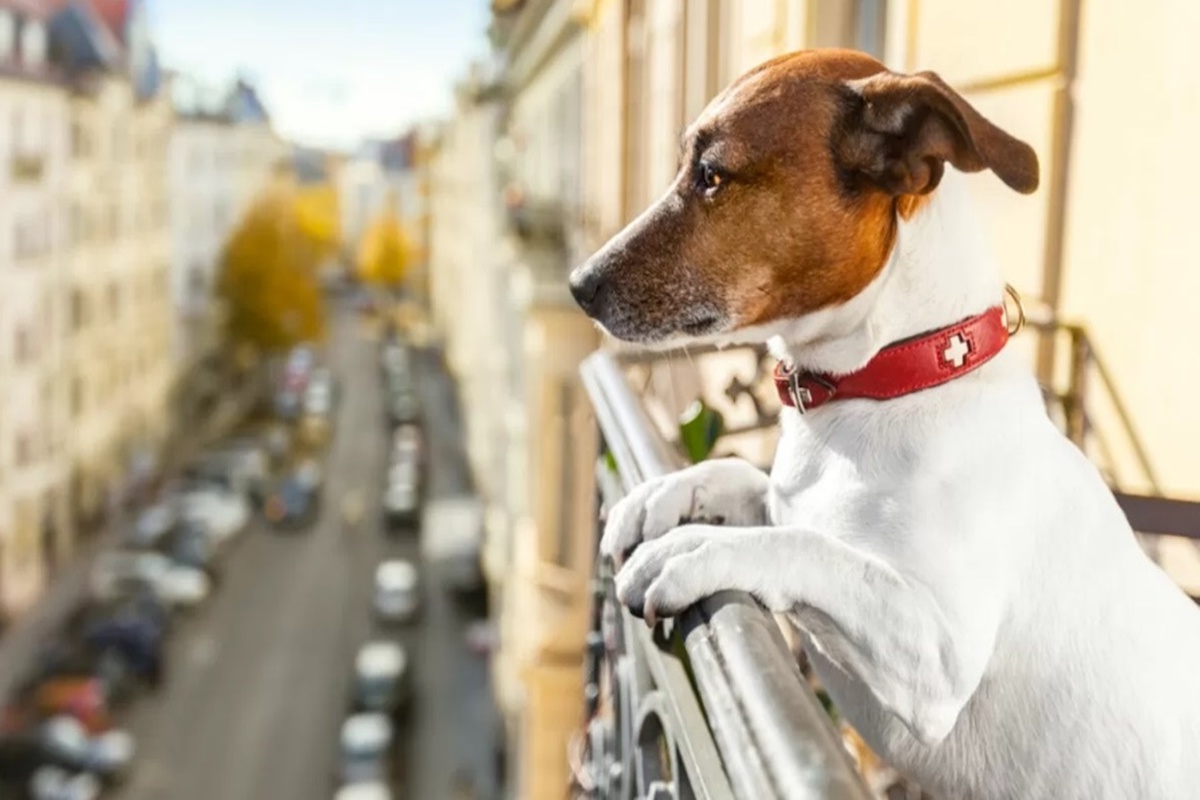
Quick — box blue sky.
[151,0,491,149]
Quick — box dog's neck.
[749,169,1005,376]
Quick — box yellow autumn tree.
[217,179,329,351]
[294,181,341,255]
[356,192,412,287]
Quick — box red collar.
[773,306,1009,412]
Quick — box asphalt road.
[111,307,500,800]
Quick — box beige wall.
[1056,0,1200,498]
[0,75,71,615]
[68,76,173,524]
[888,0,1198,497]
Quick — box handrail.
[580,350,872,800]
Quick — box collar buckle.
[779,362,834,414]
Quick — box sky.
[151,0,491,151]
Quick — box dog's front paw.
[614,524,786,625]
[600,458,769,566]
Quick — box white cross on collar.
[943,333,971,368]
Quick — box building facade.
[168,75,283,367]
[0,0,178,617]
[0,0,72,616]
[61,19,172,532]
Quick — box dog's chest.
[766,412,917,542]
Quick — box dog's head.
[568,49,1038,344]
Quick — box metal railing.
[577,351,871,800]
[1025,312,1200,541]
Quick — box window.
[15,433,32,467]
[72,377,84,416]
[71,120,87,158]
[0,11,13,61]
[21,20,45,66]
[188,263,206,300]
[70,288,86,331]
[70,203,83,244]
[14,322,35,364]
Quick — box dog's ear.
[836,70,1039,196]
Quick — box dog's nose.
[569,268,608,316]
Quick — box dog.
[568,49,1200,800]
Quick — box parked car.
[263,476,320,530]
[89,552,210,612]
[33,643,137,709]
[379,343,410,378]
[27,767,102,800]
[66,601,168,688]
[381,482,419,531]
[385,388,420,428]
[391,425,421,462]
[305,368,336,415]
[27,766,102,800]
[372,561,420,625]
[0,733,102,800]
[183,448,268,505]
[28,679,113,735]
[171,486,250,547]
[334,782,393,800]
[36,716,134,785]
[349,642,410,718]
[336,713,393,787]
[128,504,176,547]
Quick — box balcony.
[577,349,874,799]
[576,320,1200,799]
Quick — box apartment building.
[53,0,172,532]
[169,75,283,369]
[0,0,72,616]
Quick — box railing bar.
[1114,492,1200,540]
[1086,347,1163,494]
[581,349,874,800]
[631,620,738,799]
[582,352,676,486]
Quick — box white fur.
[603,169,1200,799]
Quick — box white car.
[392,426,420,460]
[382,482,419,529]
[29,767,100,800]
[42,714,136,780]
[89,552,211,610]
[335,782,393,800]
[352,641,409,714]
[304,382,332,416]
[338,713,393,786]
[373,561,419,624]
[176,488,250,545]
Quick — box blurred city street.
[103,301,498,800]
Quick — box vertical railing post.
[1065,327,1090,447]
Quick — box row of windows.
[70,344,168,419]
[68,268,171,333]
[6,199,169,262]
[71,120,169,163]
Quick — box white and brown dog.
[569,49,1200,799]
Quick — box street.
[110,305,500,800]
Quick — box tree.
[356,192,412,288]
[216,179,330,352]
[294,181,341,252]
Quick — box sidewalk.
[0,380,262,701]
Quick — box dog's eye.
[698,163,724,196]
